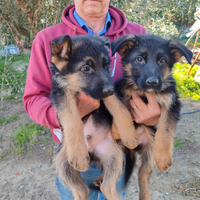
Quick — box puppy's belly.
[136,125,148,146]
[83,116,149,156]
[84,115,113,155]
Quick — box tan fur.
[124,63,132,77]
[94,139,124,200]
[120,82,176,199]
[55,60,68,71]
[54,144,90,200]
[103,94,138,149]
[51,35,141,199]
[67,73,81,91]
[155,105,175,171]
[57,90,90,172]
[51,56,59,65]
[111,122,121,140]
[137,126,156,200]
[163,68,171,81]
[128,89,173,110]
[119,43,133,56]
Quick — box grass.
[174,136,184,149]
[12,123,45,154]
[184,138,191,142]
[0,115,19,126]
[0,55,29,99]
[181,178,200,198]
[0,55,29,65]
[0,149,12,160]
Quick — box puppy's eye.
[159,58,166,64]
[81,66,91,72]
[136,56,144,63]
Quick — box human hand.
[77,92,100,118]
[129,93,161,126]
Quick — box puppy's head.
[50,34,114,99]
[111,34,193,92]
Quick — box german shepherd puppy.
[49,34,137,200]
[111,34,193,200]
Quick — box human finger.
[77,92,100,118]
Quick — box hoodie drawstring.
[111,53,117,78]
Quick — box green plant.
[0,115,19,126]
[174,136,184,149]
[172,63,200,100]
[111,0,198,39]
[0,55,28,100]
[0,149,12,160]
[12,123,45,154]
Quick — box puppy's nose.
[102,86,114,96]
[146,77,159,87]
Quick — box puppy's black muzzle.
[102,86,114,97]
[146,77,159,88]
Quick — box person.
[23,0,161,199]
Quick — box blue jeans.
[55,160,126,200]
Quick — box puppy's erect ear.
[50,34,72,70]
[111,34,137,57]
[99,36,110,53]
[169,41,193,64]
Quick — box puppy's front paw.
[122,137,138,149]
[68,148,90,172]
[156,152,172,171]
[120,129,138,149]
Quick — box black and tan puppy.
[49,34,137,200]
[111,34,193,200]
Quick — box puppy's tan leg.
[111,121,121,140]
[97,140,124,200]
[138,126,155,200]
[58,90,89,172]
[155,106,175,171]
[103,95,138,149]
[54,149,89,200]
[92,132,124,200]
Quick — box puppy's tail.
[124,148,136,185]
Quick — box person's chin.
[84,8,103,16]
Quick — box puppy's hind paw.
[68,151,90,172]
[156,154,172,171]
[93,176,103,187]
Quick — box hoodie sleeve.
[23,38,60,130]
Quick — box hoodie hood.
[24,4,147,143]
[61,5,128,38]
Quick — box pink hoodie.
[23,5,147,143]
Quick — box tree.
[111,0,198,39]
[0,0,199,48]
[0,0,73,46]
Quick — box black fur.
[49,34,136,200]
[111,34,193,199]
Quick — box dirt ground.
[0,97,200,200]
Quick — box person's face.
[74,0,110,17]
